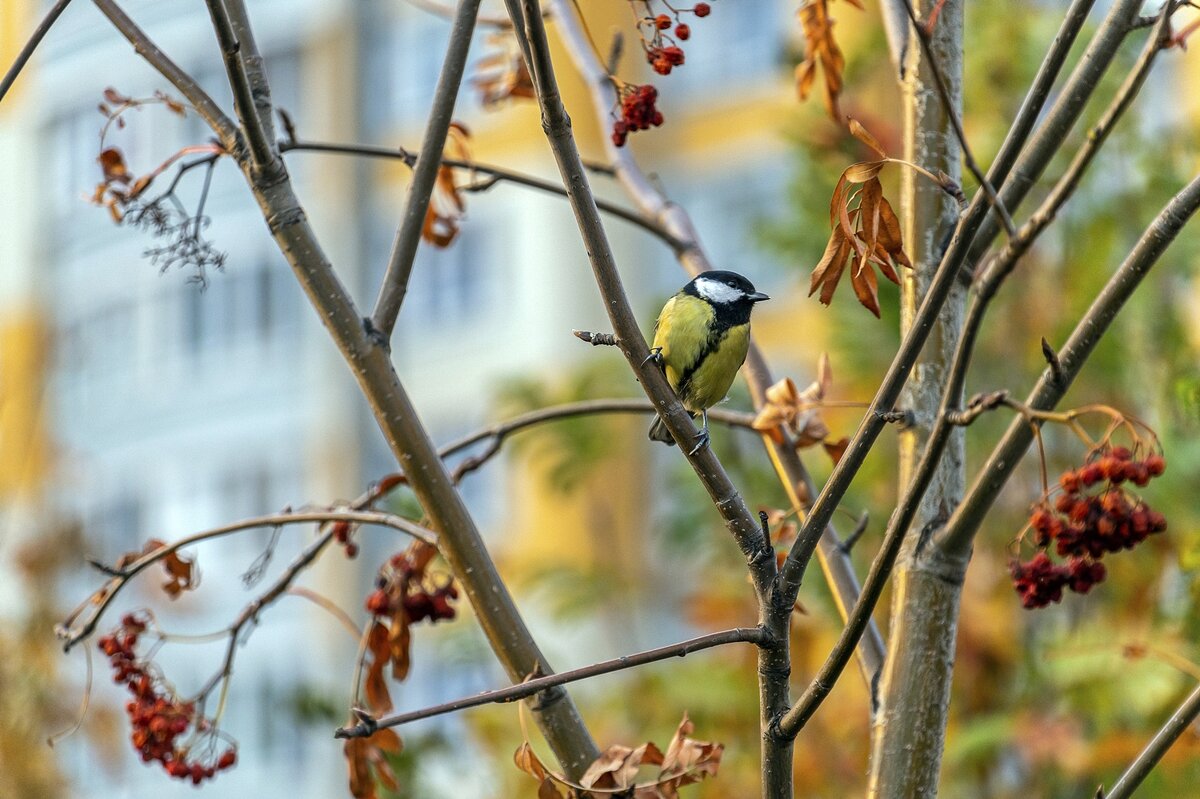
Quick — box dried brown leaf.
[850,252,881,317]
[98,148,130,184]
[796,0,850,121]
[843,160,886,184]
[345,728,404,799]
[364,621,394,714]
[823,436,850,465]
[388,607,412,682]
[473,34,536,107]
[848,118,888,158]
[810,225,852,307]
[103,87,131,105]
[422,122,472,248]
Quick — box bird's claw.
[642,347,664,368]
[688,428,710,456]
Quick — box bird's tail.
[648,414,684,445]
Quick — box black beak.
[749,291,770,303]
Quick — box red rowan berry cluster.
[332,520,359,558]
[98,613,237,784]
[612,84,663,147]
[1011,445,1166,609]
[364,548,459,624]
[610,2,715,146]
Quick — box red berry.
[655,13,671,30]
[1145,454,1165,476]
[675,23,691,39]
[365,590,390,615]
[344,542,359,558]
[218,749,237,770]
[694,2,711,17]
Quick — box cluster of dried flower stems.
[5,0,1198,795]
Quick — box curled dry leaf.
[422,122,472,248]
[751,354,844,463]
[115,538,199,599]
[345,727,403,799]
[473,33,536,107]
[796,0,857,121]
[812,155,911,316]
[848,117,888,158]
[364,621,394,714]
[514,714,722,798]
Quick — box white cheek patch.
[694,278,742,304]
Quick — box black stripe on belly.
[676,324,730,408]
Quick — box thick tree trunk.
[867,1,968,796]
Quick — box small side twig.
[334,626,767,738]
[1102,682,1200,799]
[370,0,484,339]
[203,0,275,172]
[572,330,618,346]
[0,0,74,105]
[898,0,1015,235]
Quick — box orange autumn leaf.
[812,147,911,314]
[422,122,472,247]
[364,621,394,714]
[515,714,723,798]
[116,538,199,599]
[473,33,536,107]
[752,354,843,459]
[345,728,403,799]
[796,0,860,121]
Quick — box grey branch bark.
[0,0,74,104]
[371,0,483,338]
[502,2,791,796]
[1103,681,1200,799]
[94,0,600,778]
[866,1,967,795]
[939,169,1200,555]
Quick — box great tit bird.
[647,270,769,453]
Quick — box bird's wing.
[652,294,713,394]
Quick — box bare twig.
[371,0,483,340]
[966,0,1146,263]
[278,139,687,250]
[91,0,240,151]
[335,626,767,737]
[203,0,277,175]
[940,170,1200,554]
[440,398,756,482]
[57,509,437,650]
[1103,682,1200,799]
[0,0,74,105]
[195,522,341,699]
[898,0,1015,235]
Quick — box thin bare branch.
[966,0,1146,263]
[940,170,1200,554]
[371,0,483,340]
[898,0,1015,236]
[57,509,436,650]
[278,138,688,250]
[92,0,240,151]
[441,399,755,482]
[1103,682,1200,799]
[505,3,785,792]
[336,626,767,737]
[0,0,74,105]
[203,0,277,174]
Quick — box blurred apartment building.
[0,0,797,795]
